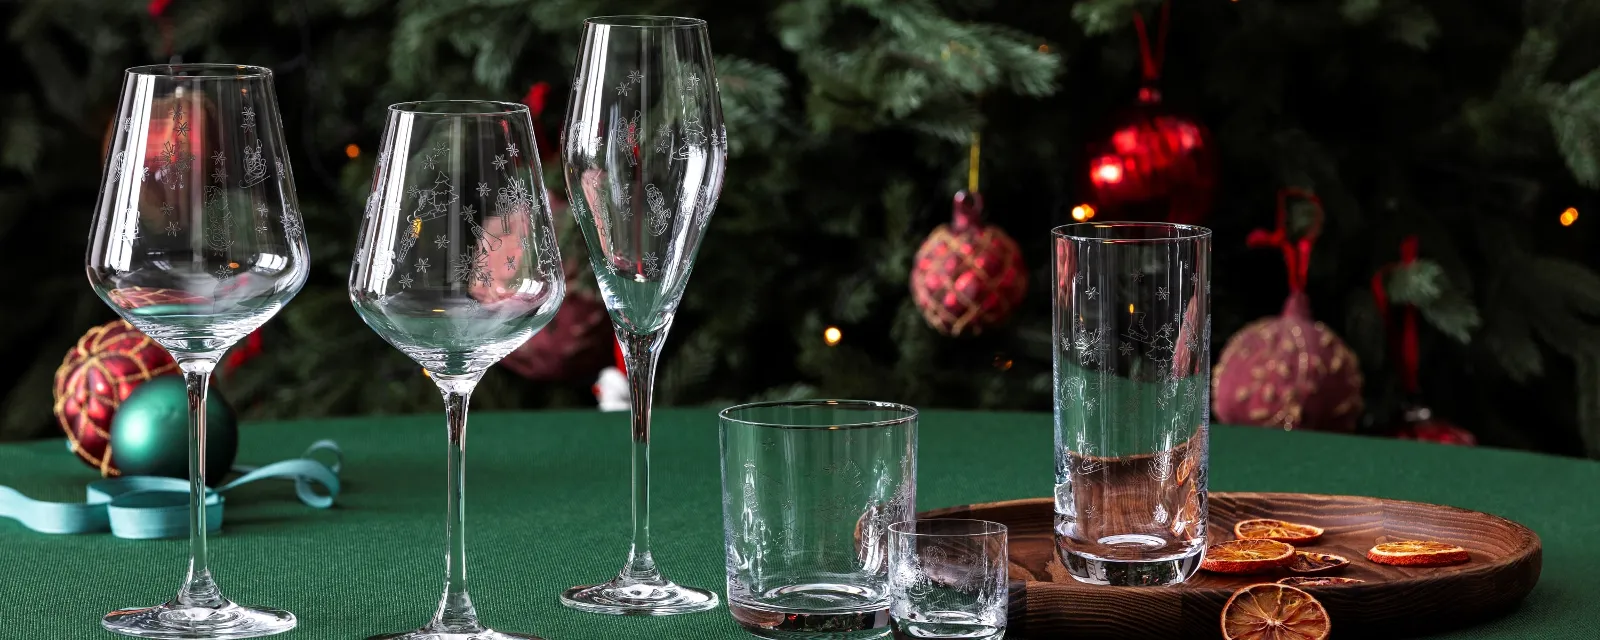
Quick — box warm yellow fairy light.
[1560,207,1579,226]
[1128,303,1135,314]
[823,326,843,347]
[422,369,431,378]
[345,144,361,159]
[1072,204,1096,221]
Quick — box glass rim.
[718,399,918,430]
[126,63,272,79]
[889,518,1009,538]
[388,100,531,117]
[1052,222,1213,243]
[585,15,707,28]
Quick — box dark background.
[3,0,1598,456]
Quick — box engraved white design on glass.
[674,116,706,161]
[645,184,671,236]
[654,121,673,155]
[415,257,430,274]
[240,139,268,188]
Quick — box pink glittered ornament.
[1211,189,1364,432]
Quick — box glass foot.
[102,600,295,639]
[367,629,542,640]
[560,577,719,616]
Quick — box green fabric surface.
[2,409,1598,639]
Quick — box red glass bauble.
[1085,90,1217,225]
[501,288,613,382]
[1212,292,1364,432]
[52,319,179,475]
[910,191,1027,337]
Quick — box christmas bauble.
[1212,293,1364,432]
[1085,91,1217,225]
[53,319,181,475]
[109,374,238,484]
[501,288,612,382]
[910,191,1027,336]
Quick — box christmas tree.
[2,0,1598,457]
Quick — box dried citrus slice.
[1278,576,1365,587]
[1367,540,1469,567]
[1287,551,1349,574]
[1201,539,1296,574]
[1221,583,1331,640]
[1234,518,1324,543]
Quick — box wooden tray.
[920,493,1541,639]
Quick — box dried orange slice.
[1367,540,1469,567]
[1278,576,1365,587]
[1201,539,1296,574]
[1287,551,1349,574]
[1234,518,1324,543]
[1221,583,1331,640]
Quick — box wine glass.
[350,100,565,640]
[559,16,726,616]
[87,64,307,638]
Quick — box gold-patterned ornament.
[53,319,180,475]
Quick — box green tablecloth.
[3,409,1598,639]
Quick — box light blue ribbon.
[0,440,341,540]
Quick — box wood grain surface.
[919,493,1542,639]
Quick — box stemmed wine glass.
[350,101,565,640]
[87,64,307,638]
[559,16,726,616]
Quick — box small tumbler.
[1052,222,1212,586]
[888,520,1008,640]
[720,400,919,639]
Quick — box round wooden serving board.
[919,493,1541,639]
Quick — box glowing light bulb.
[1560,207,1579,226]
[823,326,843,346]
[345,144,360,159]
[1071,204,1096,221]
[1094,163,1123,184]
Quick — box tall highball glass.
[559,15,726,616]
[1052,222,1212,587]
[350,100,566,640]
[87,63,306,639]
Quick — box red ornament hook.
[1247,188,1325,294]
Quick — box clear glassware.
[350,100,565,640]
[87,63,306,639]
[559,15,726,616]
[888,519,1009,640]
[719,400,918,639]
[1051,222,1212,587]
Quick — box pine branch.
[1544,66,1600,188]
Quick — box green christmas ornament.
[108,375,238,485]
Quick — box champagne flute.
[350,100,565,640]
[87,64,306,638]
[559,16,726,616]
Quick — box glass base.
[560,577,719,616]
[102,600,295,639]
[367,629,542,640]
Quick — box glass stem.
[176,361,224,609]
[619,330,666,584]
[429,374,484,632]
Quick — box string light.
[992,354,1013,371]
[422,369,431,379]
[1560,207,1579,226]
[1038,44,1050,53]
[823,326,843,347]
[345,144,360,159]
[1072,204,1097,221]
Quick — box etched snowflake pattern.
[477,182,490,198]
[398,273,413,289]
[505,255,516,272]
[1157,286,1170,301]
[449,247,485,284]
[1120,342,1133,356]
[505,142,519,158]
[495,175,536,218]
[1131,272,1144,283]
[1085,286,1098,300]
[241,106,256,132]
[492,155,507,170]
[617,189,632,207]
[1073,319,1106,367]
[655,121,673,155]
[210,151,228,183]
[213,265,234,281]
[165,220,179,236]
[256,203,270,216]
[616,81,632,96]
[434,234,449,249]
[421,153,437,171]
[642,252,661,278]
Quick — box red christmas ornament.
[1373,236,1476,446]
[1085,1,1216,225]
[500,288,614,382]
[52,319,180,475]
[910,190,1028,336]
[1212,190,1364,432]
